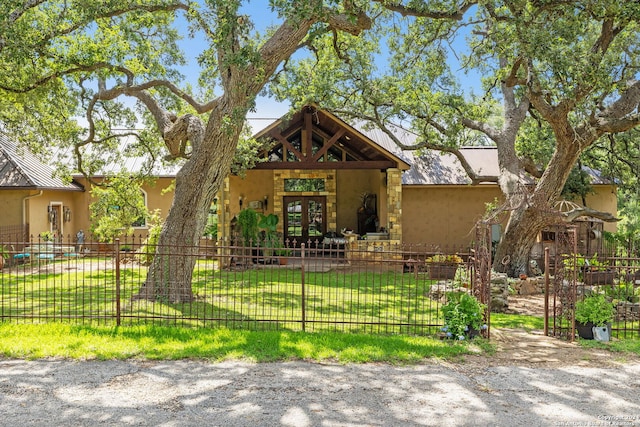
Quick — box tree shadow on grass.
[57,323,473,362]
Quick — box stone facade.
[273,169,337,235]
[347,239,403,270]
[386,168,402,242]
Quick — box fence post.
[301,242,306,332]
[115,238,121,326]
[544,247,550,336]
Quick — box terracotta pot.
[427,263,458,280]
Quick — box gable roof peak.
[0,134,83,191]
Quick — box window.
[284,178,325,192]
[541,231,556,242]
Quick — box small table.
[23,244,76,261]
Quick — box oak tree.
[1,0,373,302]
[274,1,640,276]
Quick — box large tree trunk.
[493,206,549,277]
[493,139,581,276]
[122,4,373,303]
[134,106,244,302]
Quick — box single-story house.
[219,106,617,252]
[0,106,618,253]
[0,133,175,242]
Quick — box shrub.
[441,292,486,340]
[426,254,463,264]
[575,294,615,327]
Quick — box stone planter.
[427,263,459,280]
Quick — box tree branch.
[1,2,189,54]
[561,206,619,223]
[374,1,476,20]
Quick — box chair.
[11,245,30,265]
[38,253,55,263]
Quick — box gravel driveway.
[2,357,640,426]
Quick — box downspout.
[23,190,43,232]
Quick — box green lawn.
[0,260,446,335]
[0,323,489,363]
[3,260,639,361]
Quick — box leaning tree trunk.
[492,206,549,277]
[134,106,245,303]
[127,5,371,303]
[493,140,582,277]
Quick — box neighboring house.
[0,106,618,251]
[0,134,83,240]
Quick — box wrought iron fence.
[0,235,475,336]
[549,228,640,340]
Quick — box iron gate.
[472,222,493,339]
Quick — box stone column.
[386,168,402,242]
[220,177,231,242]
[218,177,231,267]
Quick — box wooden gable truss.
[253,106,408,170]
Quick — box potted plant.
[237,208,259,245]
[39,231,54,242]
[258,213,280,257]
[276,247,292,265]
[441,292,486,340]
[575,293,615,341]
[425,254,463,280]
[236,208,261,263]
[581,255,615,285]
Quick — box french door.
[283,196,326,243]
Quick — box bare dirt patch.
[471,294,640,368]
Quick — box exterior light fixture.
[47,206,56,223]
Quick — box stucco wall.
[228,170,274,219]
[0,190,29,227]
[402,184,619,248]
[336,170,385,233]
[402,185,504,248]
[583,185,618,233]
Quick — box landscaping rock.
[616,301,640,322]
[490,273,510,313]
[519,277,542,295]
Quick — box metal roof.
[348,120,613,186]
[0,134,83,191]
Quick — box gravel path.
[2,356,640,426]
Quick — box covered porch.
[217,106,410,248]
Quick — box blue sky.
[174,1,481,133]
[174,1,290,132]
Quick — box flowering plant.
[39,231,54,242]
[441,292,486,340]
[425,254,463,264]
